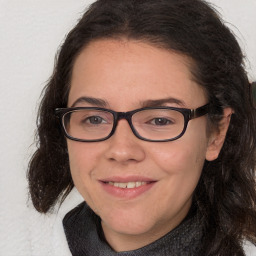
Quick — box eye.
[84,116,107,125]
[149,118,173,126]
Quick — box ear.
[206,107,233,161]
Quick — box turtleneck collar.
[63,202,203,256]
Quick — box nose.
[105,119,146,164]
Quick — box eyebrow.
[141,97,186,108]
[71,96,186,108]
[71,97,108,108]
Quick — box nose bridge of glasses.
[112,111,136,137]
[115,111,133,126]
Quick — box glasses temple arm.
[190,104,210,119]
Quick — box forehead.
[69,39,207,109]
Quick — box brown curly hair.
[28,0,256,255]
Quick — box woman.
[28,0,256,255]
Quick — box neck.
[101,204,191,252]
[63,202,203,256]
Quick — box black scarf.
[63,202,203,256]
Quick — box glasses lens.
[132,109,185,141]
[63,109,114,141]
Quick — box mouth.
[103,181,149,189]
[100,177,156,199]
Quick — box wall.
[0,1,255,255]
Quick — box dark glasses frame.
[55,104,209,142]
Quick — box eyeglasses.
[55,104,209,142]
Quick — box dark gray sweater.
[63,202,203,256]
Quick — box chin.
[101,207,157,235]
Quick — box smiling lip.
[99,176,157,199]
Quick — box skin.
[67,39,232,252]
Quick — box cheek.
[67,142,100,185]
[67,141,104,213]
[149,139,207,209]
[149,125,209,194]
[150,141,206,173]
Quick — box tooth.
[127,182,136,188]
[118,183,127,188]
[108,181,148,188]
[135,181,142,187]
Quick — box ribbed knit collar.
[63,202,203,256]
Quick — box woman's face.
[67,39,213,251]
